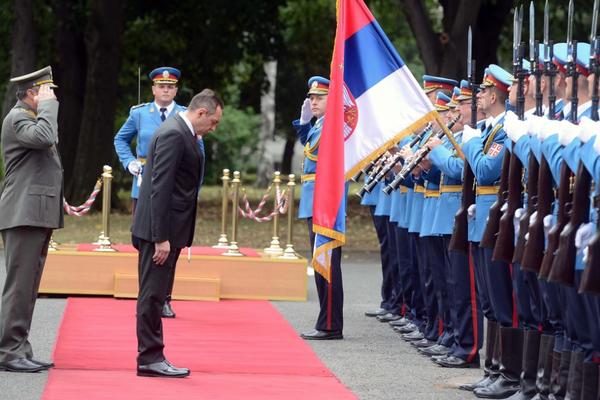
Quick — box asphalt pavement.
[0,250,481,399]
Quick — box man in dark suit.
[0,66,63,373]
[132,89,223,378]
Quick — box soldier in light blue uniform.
[414,92,454,353]
[293,76,344,341]
[462,65,525,398]
[428,82,484,369]
[113,67,192,320]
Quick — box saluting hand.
[153,240,170,266]
[35,84,56,103]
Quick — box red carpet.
[42,298,356,400]
[76,243,260,257]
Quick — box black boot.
[531,334,555,400]
[564,351,584,400]
[549,350,571,400]
[474,326,523,399]
[579,361,598,400]
[460,320,499,391]
[507,330,541,400]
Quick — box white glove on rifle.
[558,120,580,146]
[467,204,476,219]
[575,222,595,250]
[462,125,482,145]
[299,98,313,125]
[538,119,560,141]
[128,160,142,176]
[504,111,530,143]
[528,115,544,138]
[578,117,597,144]
[514,208,525,237]
[543,214,553,238]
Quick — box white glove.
[529,211,538,226]
[462,125,482,145]
[528,115,544,138]
[575,222,595,250]
[504,111,528,143]
[543,214,553,238]
[558,120,580,146]
[538,119,560,141]
[501,202,508,213]
[299,98,313,125]
[578,117,597,144]
[595,131,600,155]
[468,204,476,219]
[514,208,524,237]
[128,160,142,176]
[583,246,590,264]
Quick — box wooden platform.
[40,245,308,301]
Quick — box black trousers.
[307,218,344,332]
[369,207,395,312]
[135,237,181,365]
[0,227,52,363]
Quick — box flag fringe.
[344,110,438,180]
[310,230,345,283]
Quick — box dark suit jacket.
[131,114,203,249]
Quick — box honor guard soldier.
[293,76,344,340]
[0,66,62,372]
[114,67,190,319]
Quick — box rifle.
[448,26,477,254]
[358,123,433,195]
[579,196,600,294]
[541,12,579,279]
[551,3,598,286]
[514,6,543,263]
[492,8,525,262]
[382,116,460,195]
[480,151,510,248]
[521,4,558,272]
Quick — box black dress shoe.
[137,360,190,378]
[389,317,411,327]
[300,329,343,340]
[0,358,46,373]
[459,374,496,391]
[411,338,437,348]
[419,344,451,356]
[364,308,388,317]
[435,355,480,369]
[473,376,519,398]
[377,313,401,322]
[395,322,418,333]
[402,330,424,341]
[28,358,54,369]
[161,302,176,318]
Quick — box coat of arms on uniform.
[343,84,358,141]
[487,142,503,157]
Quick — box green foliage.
[202,105,261,185]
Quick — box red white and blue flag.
[312,0,437,281]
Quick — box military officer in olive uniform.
[0,66,63,372]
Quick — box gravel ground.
[0,249,482,400]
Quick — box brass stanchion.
[223,171,243,257]
[264,171,284,256]
[280,174,299,259]
[48,236,60,252]
[213,169,230,248]
[94,165,116,252]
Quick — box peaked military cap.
[480,64,513,93]
[307,76,329,95]
[553,42,591,76]
[422,75,458,94]
[149,67,181,84]
[10,66,57,90]
[456,80,473,101]
[434,92,451,111]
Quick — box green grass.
[49,183,379,254]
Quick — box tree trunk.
[255,60,277,187]
[52,0,87,188]
[67,0,122,202]
[2,0,36,118]
[399,0,512,81]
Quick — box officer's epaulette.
[16,107,37,118]
[130,103,148,111]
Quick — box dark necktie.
[160,107,167,122]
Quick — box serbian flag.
[312,0,438,281]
